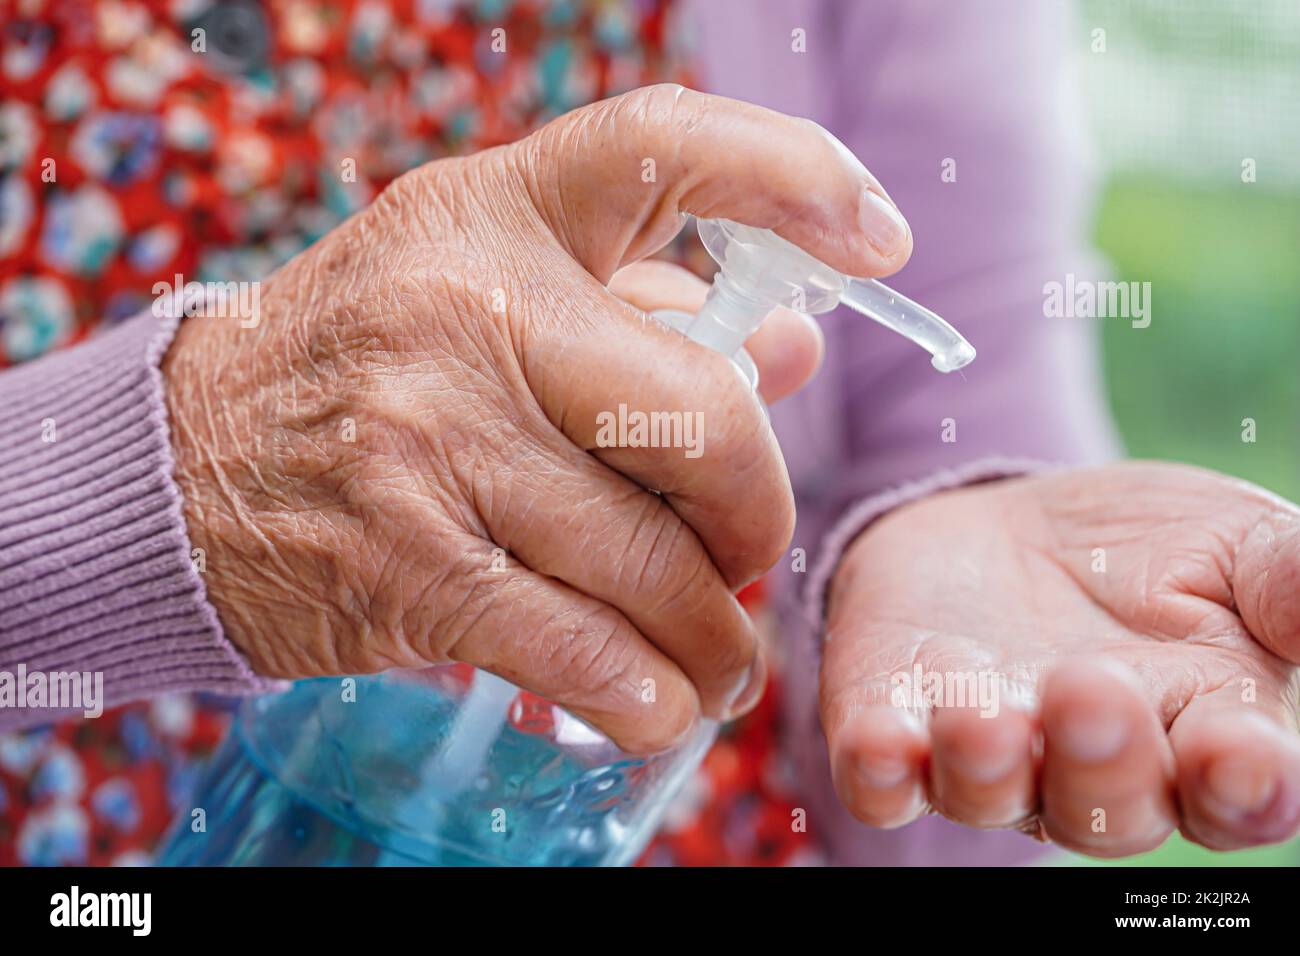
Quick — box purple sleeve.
[690,0,1121,862]
[0,307,277,729]
[786,0,1122,647]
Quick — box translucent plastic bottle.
[156,219,974,867]
[157,670,715,865]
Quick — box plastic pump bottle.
[156,218,974,867]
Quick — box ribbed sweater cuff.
[0,307,279,729]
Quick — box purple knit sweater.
[0,307,274,724]
[1,0,1119,863]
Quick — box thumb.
[1234,510,1300,664]
[508,84,912,284]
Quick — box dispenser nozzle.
[841,278,976,373]
[680,220,975,380]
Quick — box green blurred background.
[1061,0,1300,866]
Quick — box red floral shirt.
[0,0,816,866]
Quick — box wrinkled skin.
[825,462,1300,856]
[163,85,904,754]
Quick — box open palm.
[823,462,1300,856]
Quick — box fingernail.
[858,185,910,257]
[1053,710,1129,762]
[724,655,767,720]
[1205,757,1278,818]
[856,754,912,790]
[951,745,1021,784]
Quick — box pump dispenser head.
[658,219,975,386]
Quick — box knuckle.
[645,529,715,617]
[643,81,690,100]
[625,81,687,113]
[793,114,834,146]
[613,497,692,596]
[430,550,510,662]
[544,607,642,704]
[613,82,703,141]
